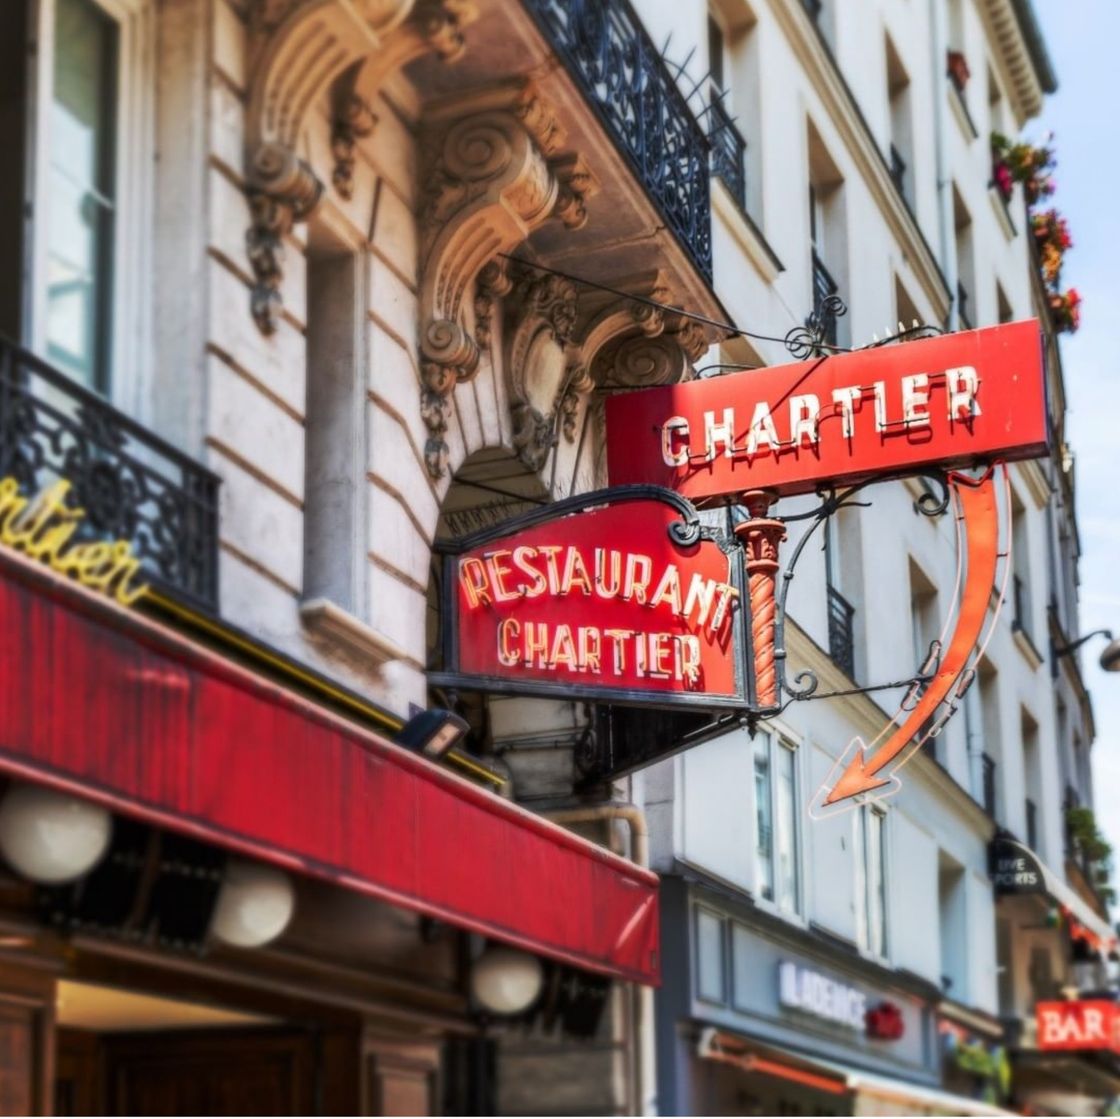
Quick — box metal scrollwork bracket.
[761,469,952,720]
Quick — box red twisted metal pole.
[734,490,786,708]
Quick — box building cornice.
[767,0,951,321]
[977,0,1057,126]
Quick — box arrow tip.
[824,747,892,805]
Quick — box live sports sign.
[607,320,1045,500]
[430,489,747,708]
[1037,1000,1120,1052]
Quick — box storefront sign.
[989,834,1046,895]
[606,320,1046,501]
[778,960,867,1031]
[1037,1000,1120,1052]
[866,1000,905,1040]
[430,488,747,707]
[0,477,147,605]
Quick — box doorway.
[54,980,317,1115]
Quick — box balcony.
[982,752,998,817]
[0,338,220,611]
[709,98,747,213]
[525,0,713,280]
[810,249,840,347]
[826,583,856,679]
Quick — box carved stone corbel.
[243,0,479,333]
[416,83,599,478]
[245,146,324,334]
[542,271,716,447]
[501,262,580,472]
[331,89,377,200]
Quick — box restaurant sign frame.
[429,485,754,711]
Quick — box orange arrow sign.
[823,472,999,805]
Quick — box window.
[1010,488,1033,640]
[885,34,913,207]
[854,805,887,957]
[753,734,800,915]
[707,15,726,92]
[1022,708,1041,851]
[30,0,149,403]
[938,853,967,998]
[824,506,860,679]
[43,0,120,392]
[978,658,1000,819]
[996,281,1014,324]
[909,558,940,754]
[807,120,848,346]
[953,184,975,329]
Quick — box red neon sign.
[1037,1001,1120,1052]
[606,321,1046,501]
[431,492,745,707]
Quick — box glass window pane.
[753,735,773,901]
[46,0,117,390]
[775,742,799,913]
[695,908,725,1003]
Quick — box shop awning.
[0,548,659,985]
[994,836,1116,953]
[698,1028,1015,1117]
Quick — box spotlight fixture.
[1053,629,1120,673]
[396,708,470,760]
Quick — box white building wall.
[655,0,1084,1028]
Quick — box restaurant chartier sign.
[602,320,1048,805]
[431,488,750,708]
[0,476,148,605]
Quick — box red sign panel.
[432,491,745,707]
[1037,1001,1120,1052]
[606,320,1047,500]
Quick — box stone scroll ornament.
[603,319,1051,810]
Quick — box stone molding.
[416,83,599,479]
[496,267,714,477]
[242,0,478,333]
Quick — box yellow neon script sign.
[0,477,149,605]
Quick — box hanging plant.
[1032,209,1073,287]
[1048,289,1082,335]
[991,131,1056,204]
[992,134,1083,334]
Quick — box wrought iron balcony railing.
[826,583,856,679]
[982,752,997,817]
[524,0,713,280]
[709,97,747,212]
[0,338,220,611]
[811,249,840,347]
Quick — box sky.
[1033,2,1120,903]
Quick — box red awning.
[0,549,659,985]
